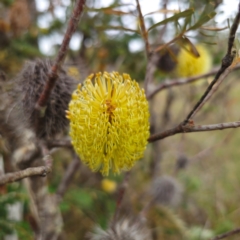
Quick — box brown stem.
[182,3,240,125]
[112,171,130,224]
[148,121,240,142]
[0,155,52,186]
[146,64,240,99]
[211,227,240,240]
[35,0,86,113]
[189,64,233,119]
[154,33,183,53]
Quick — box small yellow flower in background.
[67,66,81,79]
[66,72,150,176]
[101,178,117,193]
[175,44,212,77]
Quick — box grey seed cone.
[16,59,75,138]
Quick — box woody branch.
[149,1,240,142]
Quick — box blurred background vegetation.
[1,0,240,239]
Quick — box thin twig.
[0,155,52,186]
[112,171,130,225]
[149,3,240,143]
[148,121,240,142]
[154,33,183,53]
[183,3,240,125]
[190,63,234,119]
[189,128,236,163]
[135,0,149,57]
[144,0,169,94]
[56,156,80,203]
[211,227,240,240]
[138,0,153,95]
[140,198,155,218]
[144,53,158,94]
[146,64,240,99]
[183,51,236,125]
[156,0,169,47]
[34,0,86,116]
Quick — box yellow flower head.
[101,178,117,193]
[175,44,212,77]
[67,72,150,176]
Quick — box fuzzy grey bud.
[15,59,75,138]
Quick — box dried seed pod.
[16,59,75,138]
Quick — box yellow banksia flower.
[175,44,212,77]
[101,178,117,193]
[66,72,150,176]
